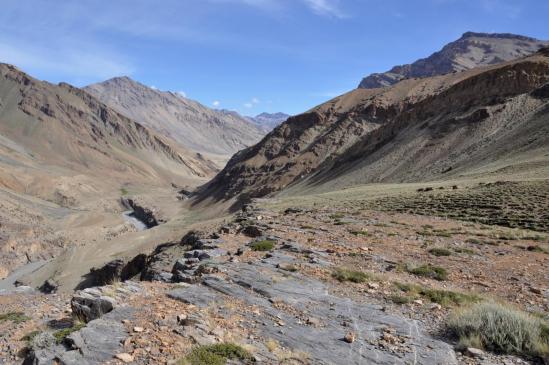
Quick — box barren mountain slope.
[0,63,218,276]
[0,64,217,185]
[195,49,549,206]
[358,32,549,89]
[85,77,265,162]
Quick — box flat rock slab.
[168,256,457,365]
[27,306,134,365]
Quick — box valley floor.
[0,179,547,364]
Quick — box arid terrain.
[0,32,548,365]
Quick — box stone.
[115,353,134,363]
[367,282,379,289]
[344,332,356,343]
[25,307,134,365]
[133,326,144,332]
[241,225,263,237]
[306,317,320,327]
[39,279,59,294]
[464,347,484,358]
[189,260,458,364]
[71,288,116,322]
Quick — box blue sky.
[1,0,548,115]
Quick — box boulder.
[71,288,116,322]
[39,279,58,294]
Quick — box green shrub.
[393,282,479,307]
[428,248,452,257]
[332,268,371,283]
[0,312,30,323]
[526,245,547,253]
[390,294,411,305]
[180,343,254,365]
[447,303,549,358]
[21,330,41,344]
[53,322,85,344]
[453,247,475,255]
[250,240,275,251]
[467,238,498,246]
[407,264,448,281]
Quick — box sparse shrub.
[526,245,546,253]
[250,240,275,251]
[120,187,129,196]
[407,264,448,281]
[332,268,371,283]
[350,229,370,236]
[390,294,412,305]
[447,302,548,358]
[421,288,480,307]
[53,321,85,344]
[417,230,452,238]
[0,312,30,323]
[21,330,41,344]
[428,248,452,257]
[453,247,475,255]
[179,343,254,365]
[467,238,498,246]
[491,232,518,241]
[393,282,479,307]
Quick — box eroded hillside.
[195,49,549,207]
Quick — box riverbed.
[122,210,148,231]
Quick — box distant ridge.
[358,32,549,89]
[247,112,290,132]
[85,77,265,163]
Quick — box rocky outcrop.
[71,288,117,322]
[71,282,142,322]
[358,32,549,89]
[25,307,134,365]
[77,254,147,289]
[168,252,457,364]
[121,198,160,228]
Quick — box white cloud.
[177,91,187,97]
[213,100,221,107]
[243,97,260,108]
[302,0,347,18]
[209,0,347,18]
[0,38,134,84]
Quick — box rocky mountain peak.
[358,32,549,89]
[84,77,265,161]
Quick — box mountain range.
[196,45,549,207]
[85,77,267,165]
[246,112,291,132]
[358,32,549,89]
